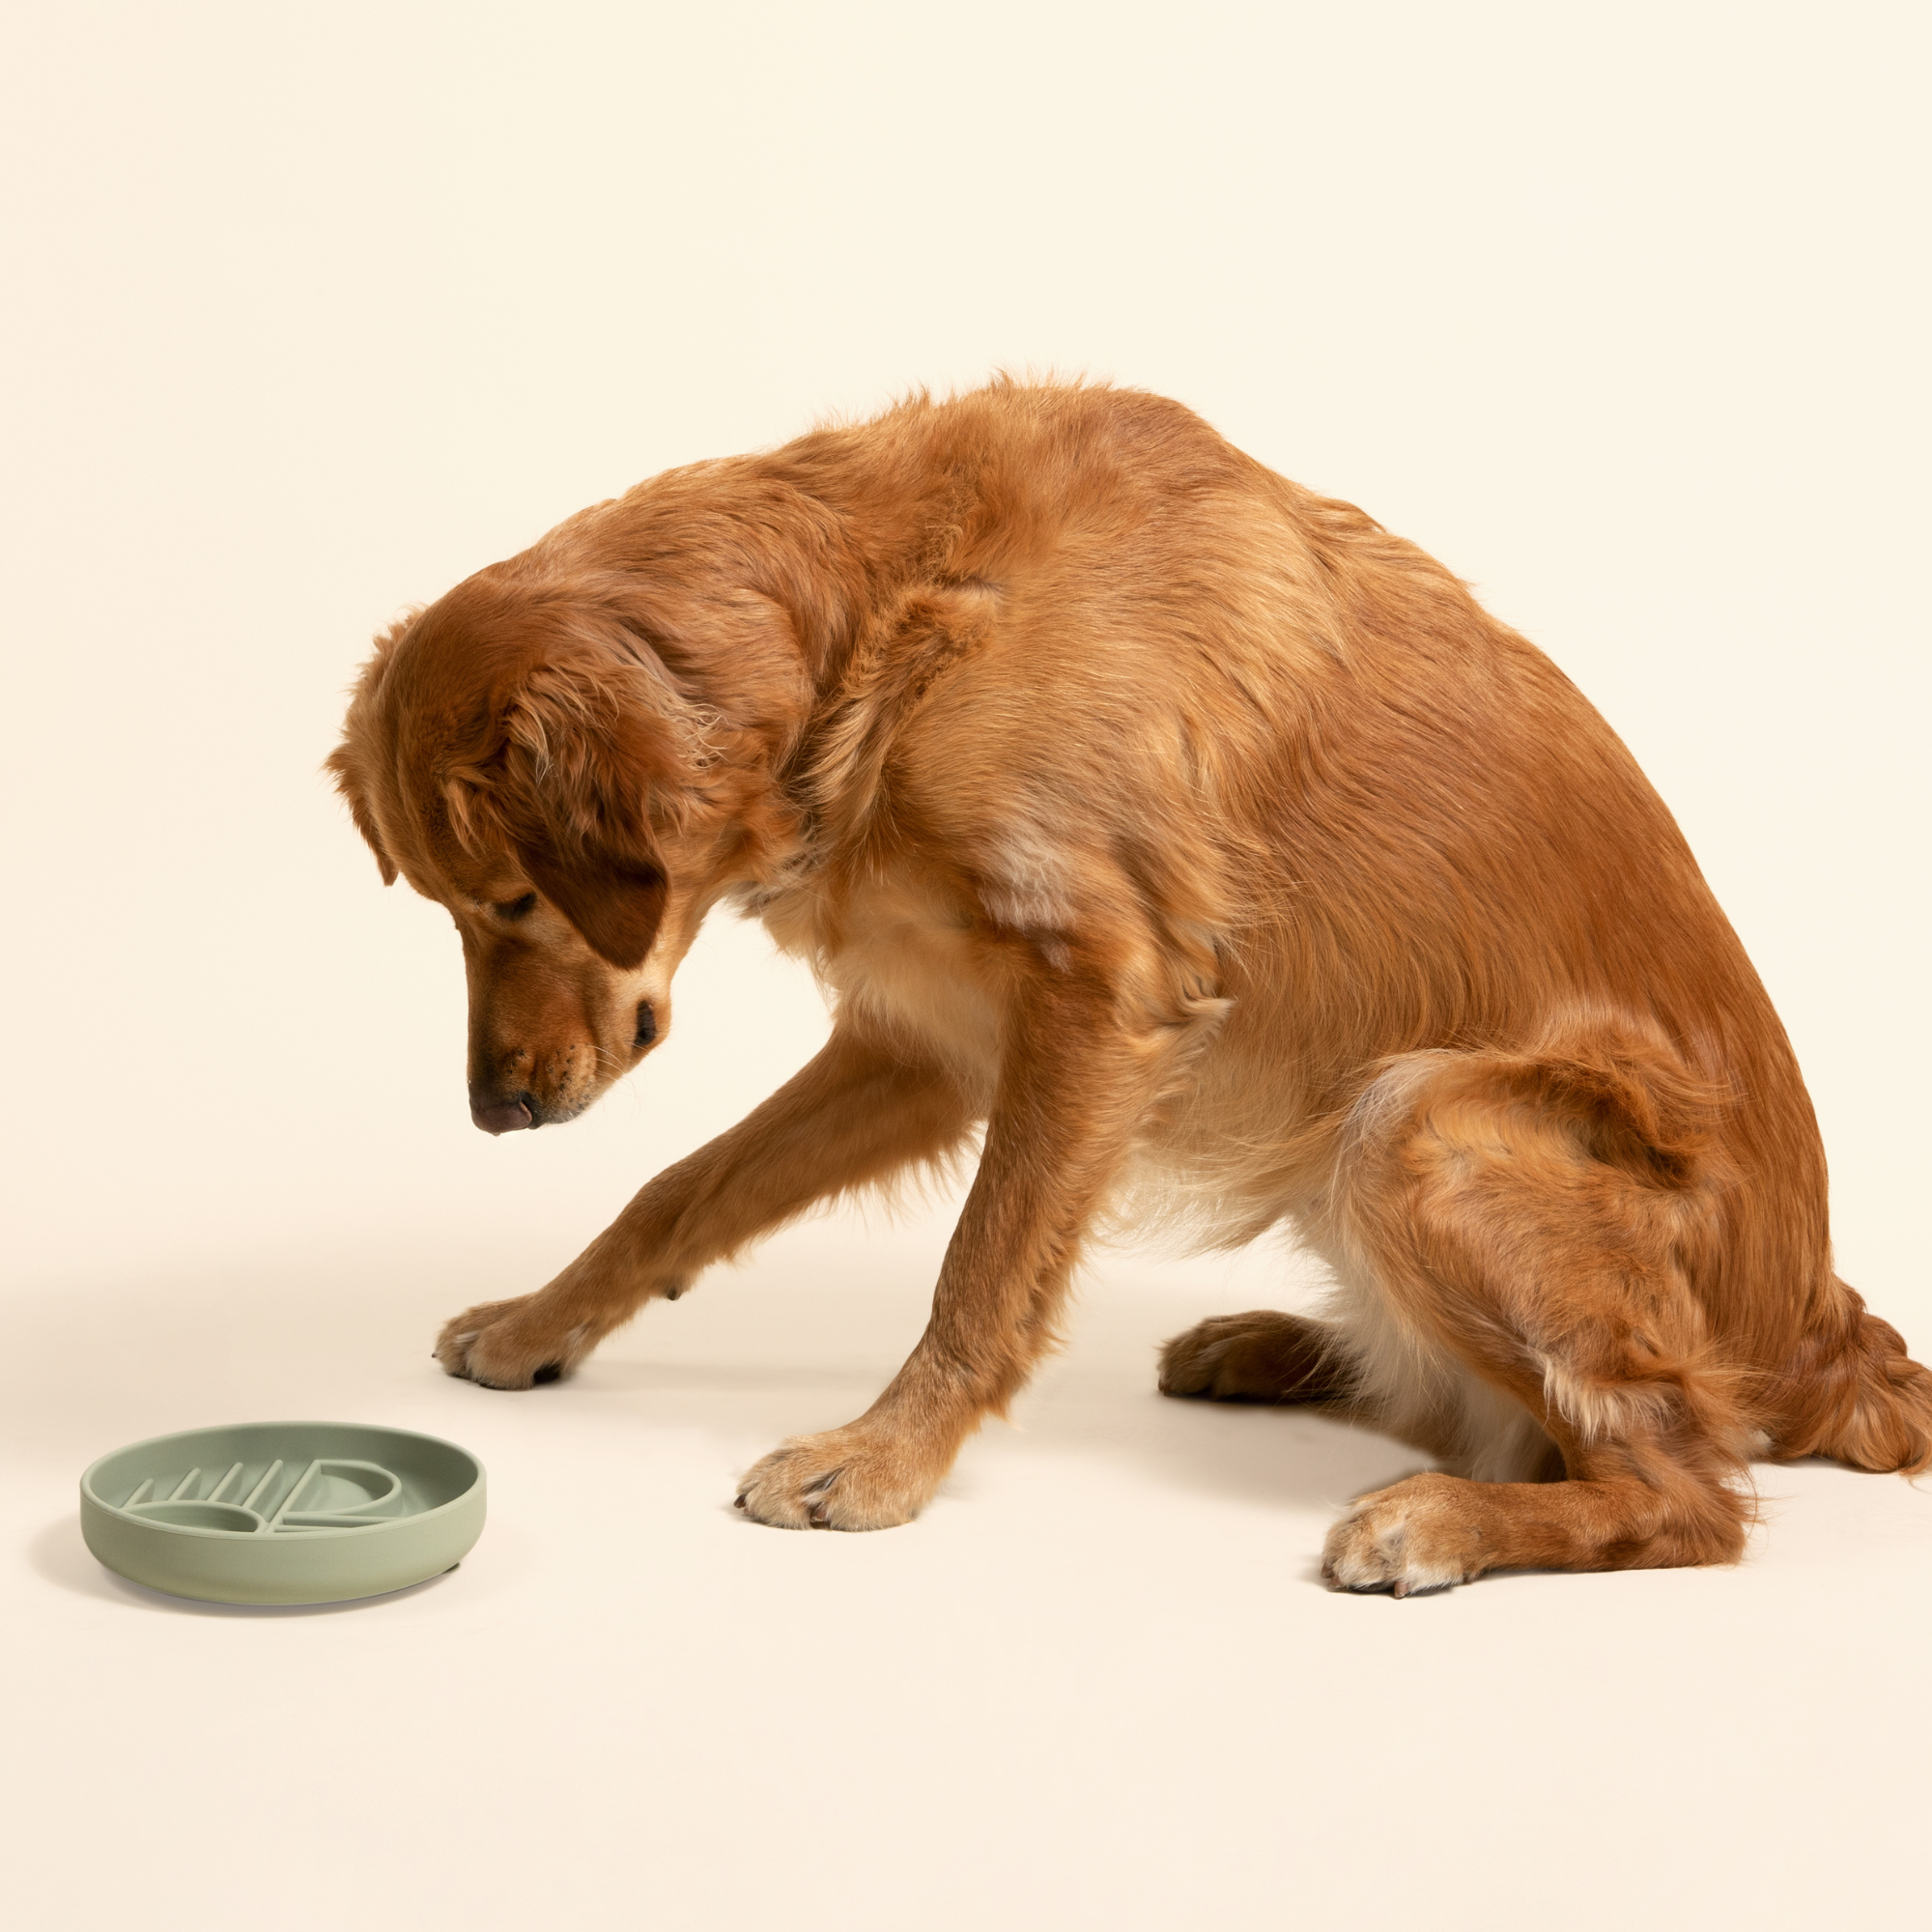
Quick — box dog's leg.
[1317,1050,1755,1594]
[1157,1311,1350,1404]
[436,1025,977,1388]
[733,982,1169,1529]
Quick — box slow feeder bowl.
[80,1421,485,1605]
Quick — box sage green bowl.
[81,1422,485,1605]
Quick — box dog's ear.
[460,656,677,971]
[328,613,424,887]
[517,830,668,973]
[325,743,399,886]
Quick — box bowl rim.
[80,1420,486,1540]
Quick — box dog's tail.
[1776,1287,1932,1475]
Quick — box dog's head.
[327,570,781,1133]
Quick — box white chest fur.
[751,868,1005,1097]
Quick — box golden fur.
[329,380,1931,1590]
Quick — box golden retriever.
[328,380,1930,1592]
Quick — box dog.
[328,379,1930,1592]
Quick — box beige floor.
[9,1167,1932,1929]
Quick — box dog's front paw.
[734,1422,942,1531]
[1321,1472,1492,1597]
[435,1293,590,1389]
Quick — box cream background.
[3,4,1927,1926]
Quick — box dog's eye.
[494,893,538,922]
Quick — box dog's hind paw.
[1157,1310,1347,1404]
[1321,1472,1492,1597]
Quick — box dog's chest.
[751,867,1004,1081]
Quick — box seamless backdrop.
[3,6,1927,1929]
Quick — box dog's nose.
[470,1092,535,1135]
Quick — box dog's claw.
[733,1493,747,1510]
[531,1363,562,1385]
[1391,1579,1409,1599]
